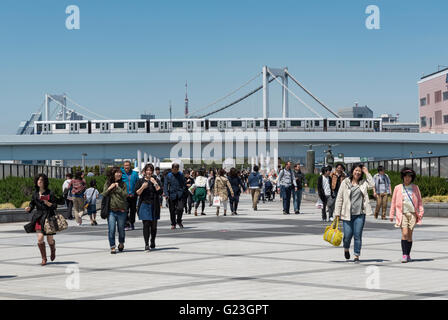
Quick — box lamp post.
[81,153,87,173]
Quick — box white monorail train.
[34,117,382,134]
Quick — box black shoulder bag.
[100,194,111,219]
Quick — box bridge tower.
[263,66,289,119]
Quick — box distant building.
[337,103,374,118]
[418,67,448,133]
[140,113,155,120]
[16,112,42,135]
[380,113,399,123]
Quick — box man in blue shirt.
[163,163,186,229]
[121,161,139,230]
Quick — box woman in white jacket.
[334,164,374,263]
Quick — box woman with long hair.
[213,168,234,216]
[24,174,58,266]
[228,167,245,215]
[389,168,424,263]
[102,167,128,254]
[334,164,374,263]
[69,171,87,226]
[135,163,163,252]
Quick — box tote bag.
[323,216,343,247]
[212,196,221,207]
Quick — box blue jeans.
[343,214,366,256]
[108,211,127,248]
[280,185,293,213]
[293,188,303,212]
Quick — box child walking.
[84,179,100,226]
[389,168,424,263]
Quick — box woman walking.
[213,168,234,216]
[228,168,245,215]
[24,174,58,266]
[69,171,87,226]
[334,164,374,263]
[135,164,163,252]
[103,167,128,254]
[192,169,208,216]
[389,168,424,263]
[207,169,216,206]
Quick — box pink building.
[418,67,448,133]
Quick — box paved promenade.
[1,194,447,300]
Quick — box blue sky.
[1,0,447,134]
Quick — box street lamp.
[81,153,88,173]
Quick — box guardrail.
[0,163,72,180]
[347,155,448,179]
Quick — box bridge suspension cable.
[64,95,109,120]
[285,70,340,118]
[196,77,276,118]
[189,72,262,118]
[47,95,98,121]
[267,68,322,118]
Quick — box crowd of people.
[23,160,424,266]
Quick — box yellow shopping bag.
[323,216,343,247]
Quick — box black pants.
[184,193,193,214]
[169,198,184,226]
[142,220,157,246]
[229,195,240,213]
[65,198,73,219]
[321,195,331,220]
[195,200,205,213]
[126,196,138,225]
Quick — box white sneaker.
[329,217,334,222]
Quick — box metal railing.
[346,155,448,179]
[0,164,72,180]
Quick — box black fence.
[0,163,72,180]
[347,156,448,179]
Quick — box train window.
[269,121,277,127]
[290,120,302,127]
[211,121,218,127]
[138,122,145,128]
[37,124,42,132]
[201,121,204,127]
[173,121,183,128]
[255,121,260,127]
[95,123,100,129]
[231,121,242,127]
[114,122,125,129]
[79,123,87,129]
[154,122,159,128]
[329,121,336,127]
[349,121,361,127]
[56,124,66,130]
[314,121,320,126]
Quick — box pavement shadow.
[409,258,434,262]
[48,261,78,265]
[330,259,390,263]
[151,247,179,252]
[0,275,17,279]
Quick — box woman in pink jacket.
[389,168,424,263]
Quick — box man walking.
[248,165,263,211]
[62,173,74,220]
[293,164,308,214]
[278,161,298,215]
[121,161,139,231]
[373,166,391,219]
[163,163,185,229]
[328,163,347,221]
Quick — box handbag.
[44,213,68,234]
[323,216,343,247]
[100,195,111,219]
[212,196,221,207]
[315,198,323,209]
